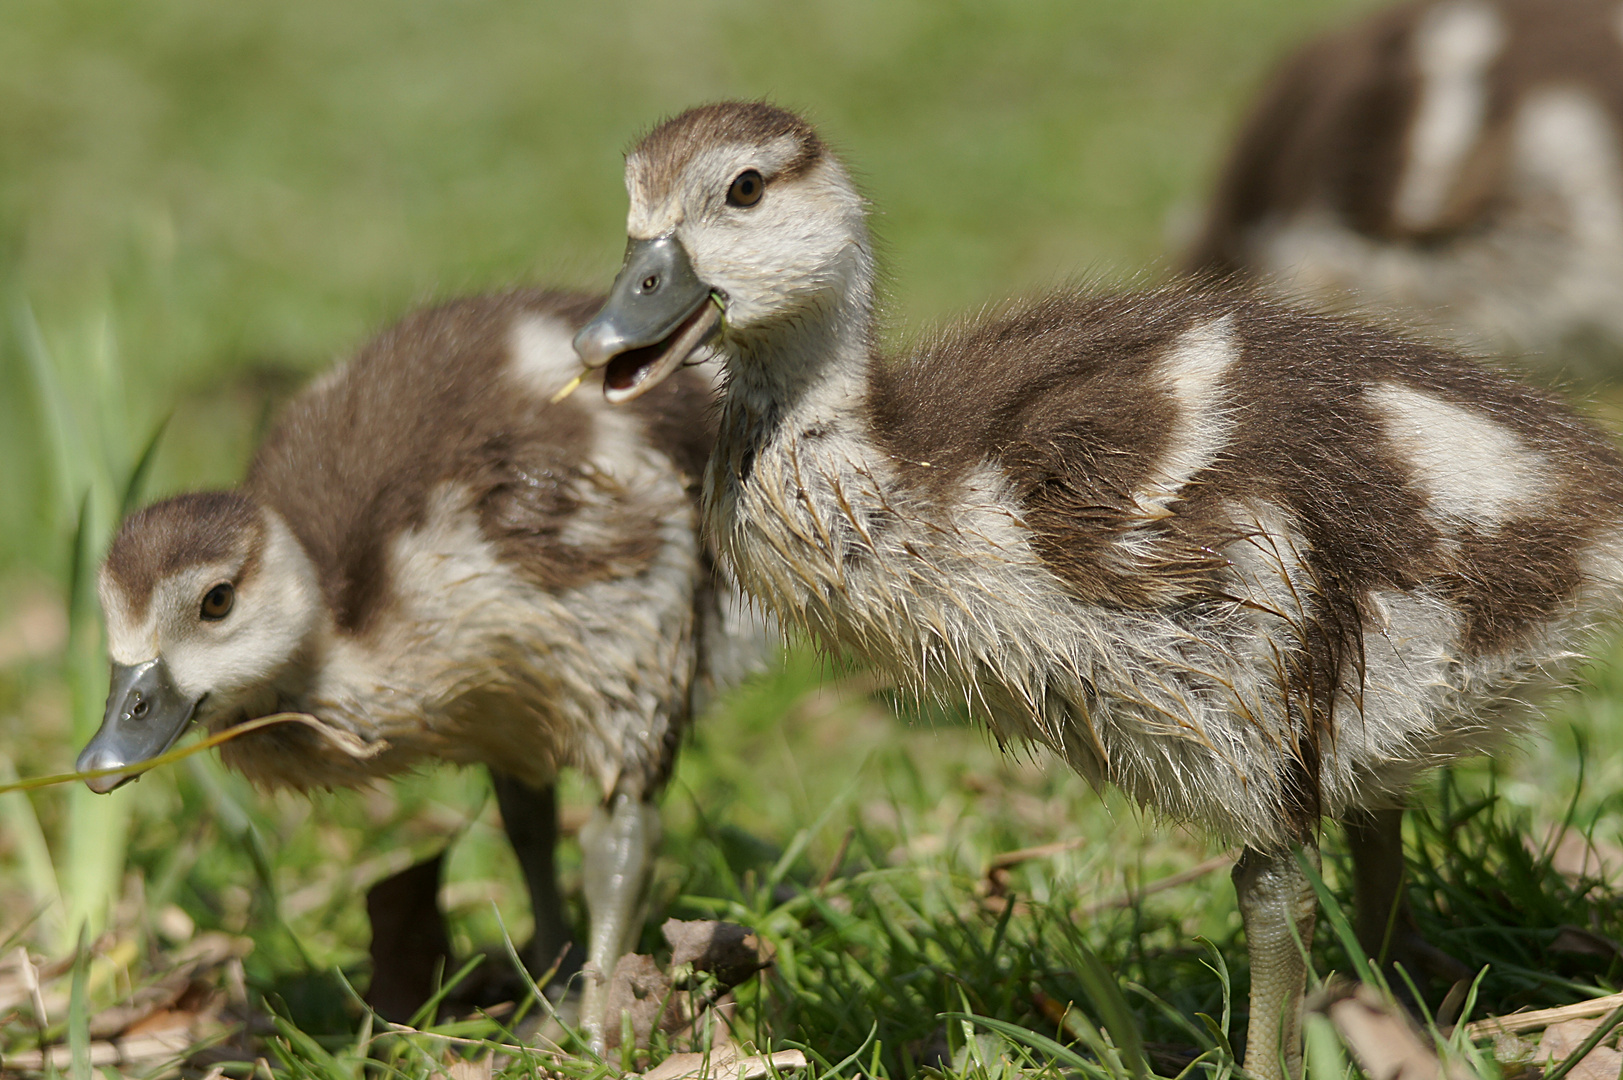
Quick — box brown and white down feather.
[729,287,1623,847]
[104,291,719,792]
[1189,0,1623,364]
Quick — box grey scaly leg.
[1234,844,1319,1080]
[1343,806,1470,990]
[489,770,581,987]
[1343,806,1407,971]
[576,789,662,1052]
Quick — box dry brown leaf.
[662,920,772,990]
[1323,983,1475,1080]
[88,974,212,1038]
[1468,993,1623,1039]
[603,954,688,1051]
[1,1028,198,1070]
[1538,827,1623,884]
[447,1055,495,1080]
[1551,927,1623,961]
[1543,1018,1623,1080]
[641,1046,808,1080]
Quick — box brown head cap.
[103,491,263,620]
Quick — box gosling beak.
[574,235,722,403]
[76,658,202,793]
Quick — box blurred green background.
[0,0,1387,581]
[13,0,1623,1072]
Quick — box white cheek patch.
[1133,315,1240,517]
[691,162,872,331]
[162,515,322,700]
[1394,0,1506,232]
[1369,381,1551,527]
[508,314,586,400]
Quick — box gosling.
[1189,0,1623,371]
[78,288,763,1045]
[571,103,1623,1079]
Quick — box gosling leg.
[1343,806,1470,991]
[489,770,581,987]
[577,788,662,1052]
[1234,844,1319,1080]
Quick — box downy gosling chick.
[1190,0,1623,373]
[571,103,1623,1079]
[78,289,763,1045]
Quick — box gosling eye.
[726,169,764,208]
[200,582,235,621]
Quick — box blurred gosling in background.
[1190,0,1623,376]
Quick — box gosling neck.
[720,254,877,424]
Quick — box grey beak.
[573,235,722,403]
[76,658,202,793]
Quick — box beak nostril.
[641,275,659,292]
[130,697,149,719]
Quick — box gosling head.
[574,102,871,401]
[77,492,323,792]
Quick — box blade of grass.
[0,754,63,940]
[67,927,90,1080]
[61,490,128,949]
[1053,928,1150,1080]
[118,414,169,519]
[942,1011,1107,1078]
[1295,848,1374,987]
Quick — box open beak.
[76,658,202,793]
[574,235,722,403]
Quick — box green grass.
[6,0,1623,1076]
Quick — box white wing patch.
[1369,381,1550,526]
[508,313,586,401]
[1394,0,1506,232]
[1515,88,1623,249]
[1133,314,1239,517]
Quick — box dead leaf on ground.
[641,1045,808,1080]
[1537,827,1623,885]
[1552,927,1623,961]
[1467,992,1623,1039]
[662,919,773,991]
[603,954,688,1052]
[447,1055,495,1080]
[2,1028,203,1072]
[89,976,216,1039]
[1543,1018,1623,1080]
[1317,982,1475,1080]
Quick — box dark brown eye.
[726,169,764,208]
[200,583,235,621]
